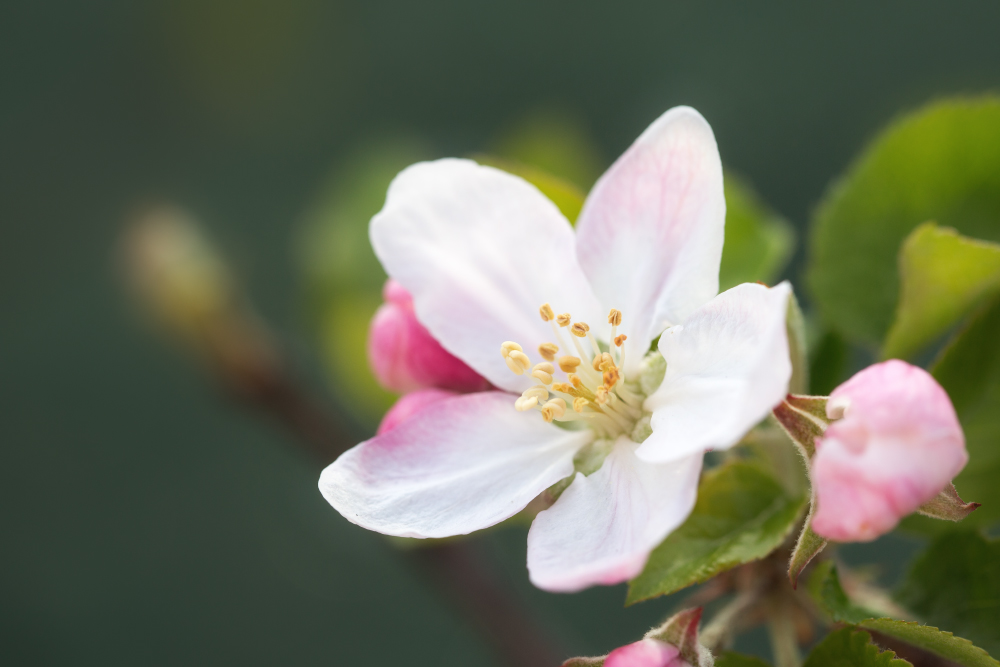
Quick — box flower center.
[500,304,644,439]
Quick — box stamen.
[514,396,538,411]
[538,342,558,362]
[594,386,609,405]
[572,397,588,413]
[556,313,572,327]
[570,322,590,338]
[501,341,523,357]
[504,349,531,375]
[608,309,622,326]
[539,303,555,322]
[531,362,555,385]
[614,334,627,347]
[522,386,549,402]
[540,398,566,422]
[603,367,621,388]
[558,355,582,373]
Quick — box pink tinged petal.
[527,437,702,592]
[639,282,793,463]
[605,639,688,667]
[811,360,968,542]
[367,279,489,394]
[376,388,458,435]
[370,159,605,394]
[575,106,725,377]
[319,391,589,539]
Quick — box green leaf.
[896,530,1000,656]
[807,561,886,624]
[786,292,809,395]
[296,138,432,424]
[808,96,1000,348]
[473,154,587,223]
[719,171,795,292]
[715,652,771,667]
[861,619,999,667]
[626,462,806,604]
[809,554,999,666]
[883,223,1000,360]
[803,627,910,667]
[930,295,1000,527]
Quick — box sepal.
[646,607,714,667]
[916,482,981,522]
[771,395,829,459]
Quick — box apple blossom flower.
[811,359,969,542]
[604,639,690,667]
[368,278,488,393]
[320,106,793,592]
[376,387,458,435]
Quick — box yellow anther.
[505,350,531,375]
[594,386,609,405]
[551,382,574,395]
[541,398,566,422]
[538,342,558,362]
[531,362,555,385]
[558,355,582,373]
[539,303,555,322]
[614,334,627,347]
[608,309,622,326]
[603,367,621,388]
[501,341,523,358]
[515,396,538,411]
[570,322,590,338]
[599,352,615,372]
[569,374,584,389]
[522,385,549,402]
[573,397,589,413]
[556,313,572,327]
[592,355,603,371]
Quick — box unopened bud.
[369,279,488,393]
[811,360,970,542]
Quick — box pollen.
[531,362,555,385]
[558,355,582,373]
[501,301,642,437]
[540,398,566,422]
[538,342,558,361]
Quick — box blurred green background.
[3,1,1000,664]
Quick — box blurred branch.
[121,206,563,667]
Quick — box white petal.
[319,391,588,538]
[575,107,725,375]
[526,437,702,592]
[638,282,792,463]
[371,159,605,393]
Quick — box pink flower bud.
[811,359,968,542]
[604,639,690,667]
[367,279,488,393]
[377,388,458,435]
